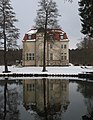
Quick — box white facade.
[22,29,69,66]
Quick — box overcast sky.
[11,0,84,49]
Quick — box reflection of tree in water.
[77,81,93,120]
[6,88,19,120]
[0,83,6,119]
[77,81,93,98]
[0,80,20,120]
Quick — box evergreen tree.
[0,0,19,72]
[35,0,60,71]
[78,0,93,37]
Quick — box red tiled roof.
[23,34,28,40]
[23,28,68,41]
[63,33,68,39]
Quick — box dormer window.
[28,34,36,40]
[60,34,64,40]
[28,35,32,40]
[46,32,54,40]
[49,34,54,40]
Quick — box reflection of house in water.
[23,79,70,116]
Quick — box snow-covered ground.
[0,65,93,80]
[0,65,93,75]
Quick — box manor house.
[22,28,69,66]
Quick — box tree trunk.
[3,8,8,73]
[42,13,48,72]
[3,30,8,72]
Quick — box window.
[61,44,63,49]
[50,44,53,49]
[64,44,67,49]
[64,56,67,60]
[62,84,67,91]
[50,53,53,60]
[29,53,34,60]
[61,53,63,60]
[28,35,32,40]
[49,34,54,40]
[61,44,67,49]
[61,56,64,60]
[26,53,35,60]
[60,34,64,40]
[28,34,36,40]
[61,53,67,60]
[26,53,29,60]
[27,84,35,91]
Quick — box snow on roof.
[27,29,37,35]
[26,39,36,42]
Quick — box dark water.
[0,78,93,120]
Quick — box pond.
[0,78,93,120]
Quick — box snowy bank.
[0,66,93,80]
[0,66,93,75]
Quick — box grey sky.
[11,0,84,49]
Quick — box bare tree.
[35,0,60,71]
[0,0,19,72]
